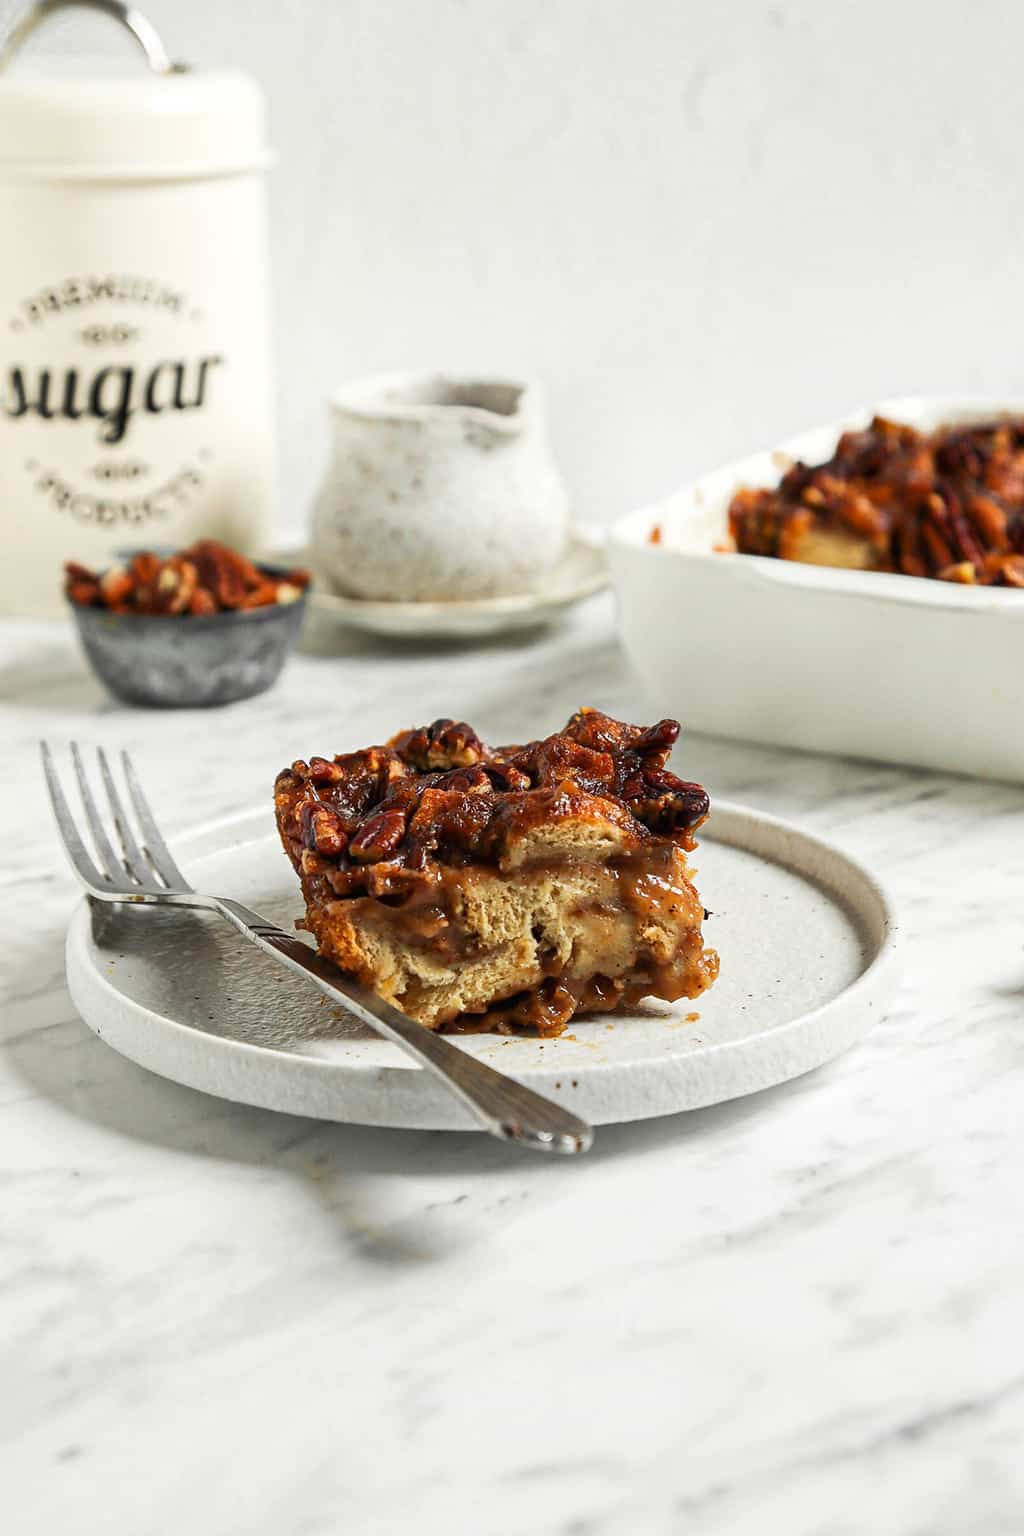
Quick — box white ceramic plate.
[610,396,1024,782]
[279,528,608,638]
[65,803,899,1132]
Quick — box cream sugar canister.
[0,0,275,615]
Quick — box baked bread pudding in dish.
[275,710,719,1036]
[728,415,1024,586]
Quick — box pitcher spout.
[329,371,534,437]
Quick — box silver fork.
[41,743,593,1154]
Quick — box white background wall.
[8,0,1024,537]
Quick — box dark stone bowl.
[67,561,309,709]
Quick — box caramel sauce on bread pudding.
[275,709,719,1036]
[728,415,1024,586]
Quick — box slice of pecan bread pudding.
[274,709,719,1036]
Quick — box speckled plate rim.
[64,802,901,1132]
[275,528,609,636]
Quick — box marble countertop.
[4,596,1023,1535]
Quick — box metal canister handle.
[0,0,185,75]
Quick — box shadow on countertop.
[4,908,823,1270]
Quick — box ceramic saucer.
[276,527,608,639]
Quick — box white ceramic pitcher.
[311,372,570,601]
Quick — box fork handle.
[210,897,593,1154]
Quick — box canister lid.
[0,68,270,178]
[0,4,270,179]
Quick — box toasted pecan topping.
[64,539,310,616]
[728,415,1024,585]
[275,710,710,900]
[349,809,409,863]
[389,719,486,771]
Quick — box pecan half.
[348,809,408,863]
[301,802,349,857]
[389,719,486,771]
[937,561,976,584]
[99,565,133,607]
[151,557,198,615]
[188,588,218,616]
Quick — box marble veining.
[2,596,1023,1535]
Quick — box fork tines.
[41,742,190,898]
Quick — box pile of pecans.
[64,539,310,616]
[728,416,1024,586]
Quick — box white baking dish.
[609,397,1024,782]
